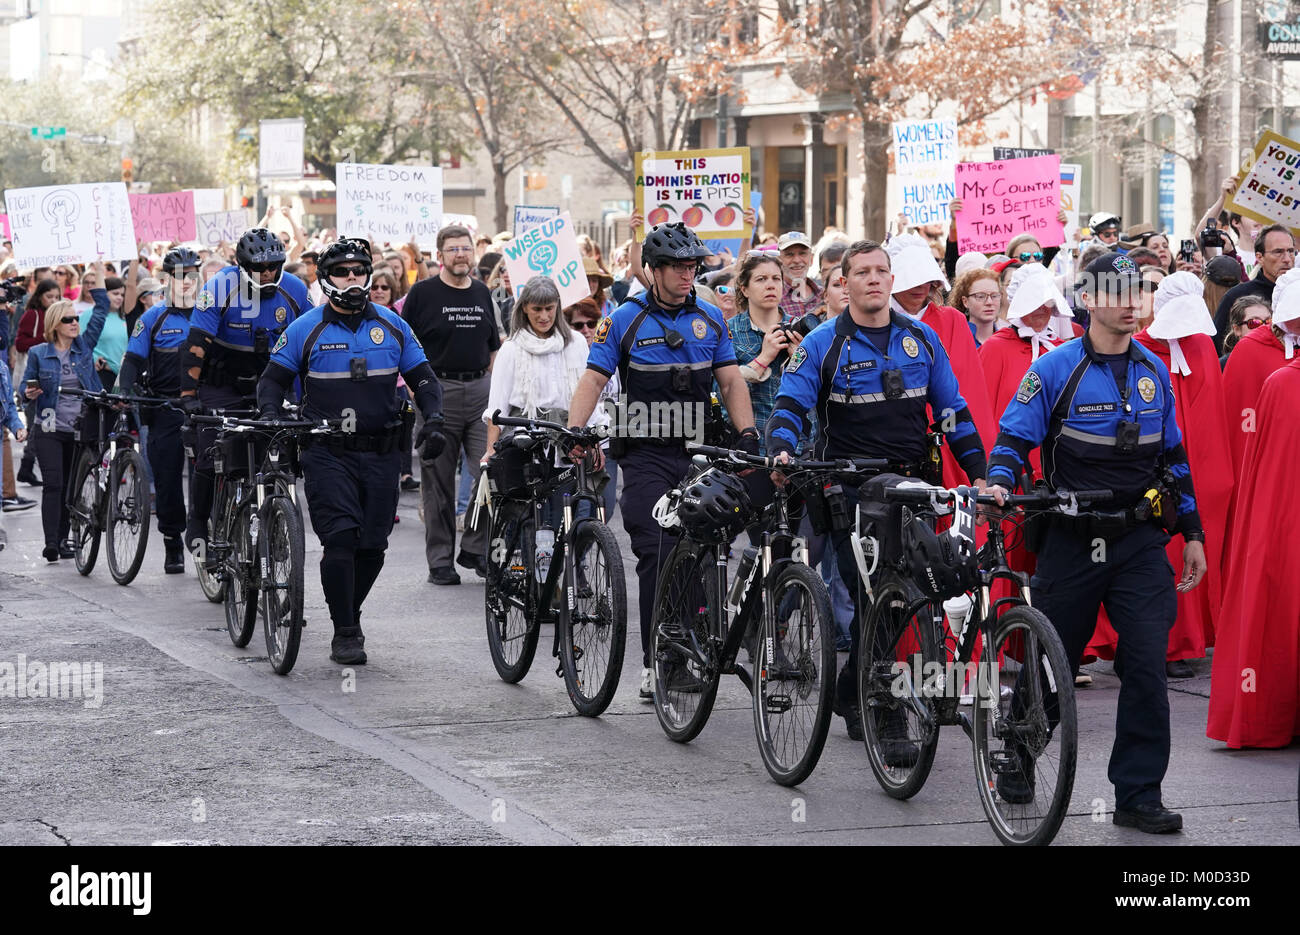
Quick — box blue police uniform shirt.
[191,266,309,366]
[767,311,986,479]
[586,292,737,417]
[124,301,192,394]
[269,301,429,435]
[987,334,1201,533]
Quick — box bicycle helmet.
[642,222,712,269]
[317,238,373,311]
[902,516,980,600]
[235,227,287,298]
[161,247,200,275]
[676,469,751,543]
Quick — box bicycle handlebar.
[188,413,342,434]
[686,443,890,475]
[881,483,1115,509]
[490,409,601,444]
[63,388,183,410]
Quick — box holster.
[399,400,415,452]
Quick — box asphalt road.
[1,482,1296,846]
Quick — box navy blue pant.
[1031,522,1177,810]
[145,407,186,539]
[185,384,252,548]
[618,445,693,668]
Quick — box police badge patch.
[1137,375,1157,403]
[1015,370,1042,404]
[692,318,707,339]
[132,320,144,338]
[370,326,384,345]
[272,333,287,354]
[275,308,287,324]
[787,345,808,373]
[594,317,611,343]
[197,290,214,310]
[901,335,919,358]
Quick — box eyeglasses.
[571,319,598,331]
[55,270,70,277]
[1264,247,1297,257]
[59,315,78,325]
[1245,317,1268,330]
[967,291,1000,302]
[715,285,732,295]
[1017,251,1044,262]
[442,246,473,255]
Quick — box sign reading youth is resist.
[128,191,197,242]
[893,119,958,226]
[4,181,136,266]
[1227,130,1300,234]
[337,162,443,243]
[954,155,1064,254]
[634,147,751,242]
[500,211,589,309]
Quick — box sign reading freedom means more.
[634,147,751,242]
[336,162,443,242]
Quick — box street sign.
[29,126,66,140]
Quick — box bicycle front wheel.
[484,504,541,682]
[972,606,1077,846]
[650,542,721,743]
[858,570,941,800]
[224,499,258,648]
[559,520,627,717]
[753,561,836,787]
[68,449,102,576]
[106,449,150,585]
[261,496,305,675]
[196,486,227,603]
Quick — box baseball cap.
[778,231,812,251]
[1204,254,1243,288]
[1078,251,1141,296]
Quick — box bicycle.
[186,407,260,606]
[851,479,1112,845]
[64,389,174,586]
[649,443,887,786]
[190,412,337,674]
[480,411,627,717]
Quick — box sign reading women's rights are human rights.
[893,119,958,226]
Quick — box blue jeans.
[456,451,473,515]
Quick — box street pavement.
[1,482,1297,846]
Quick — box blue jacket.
[0,358,25,434]
[987,333,1201,536]
[23,288,109,424]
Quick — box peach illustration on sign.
[682,203,708,227]
[713,203,741,227]
[648,205,674,226]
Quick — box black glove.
[180,396,202,417]
[417,419,447,461]
[257,405,280,422]
[736,427,760,457]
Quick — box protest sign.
[196,208,252,249]
[259,118,305,180]
[513,205,559,237]
[337,162,443,243]
[702,191,763,260]
[189,188,224,214]
[500,211,588,308]
[4,181,136,266]
[893,119,958,226]
[1226,129,1300,234]
[954,154,1063,254]
[129,190,196,243]
[0,213,9,240]
[1059,162,1082,242]
[633,147,750,242]
[441,213,478,236]
[993,146,1053,160]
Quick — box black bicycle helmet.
[161,246,200,275]
[317,238,373,311]
[902,516,980,601]
[235,227,287,297]
[676,470,751,543]
[642,222,712,269]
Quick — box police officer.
[180,228,309,557]
[566,222,758,701]
[116,247,202,574]
[986,252,1207,834]
[257,238,447,665]
[765,240,988,743]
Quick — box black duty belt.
[317,430,401,454]
[1047,508,1145,541]
[435,369,487,382]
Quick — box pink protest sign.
[954,154,1063,254]
[128,190,197,243]
[0,213,9,239]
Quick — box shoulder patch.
[272,333,287,354]
[197,290,214,310]
[787,345,808,373]
[1015,370,1042,404]
[594,317,611,344]
[132,320,144,338]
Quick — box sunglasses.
[1017,251,1044,262]
[59,315,78,325]
[246,262,283,274]
[370,283,391,291]
[715,285,732,295]
[1245,317,1268,330]
[334,265,369,278]
[571,319,599,331]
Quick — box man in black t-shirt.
[401,224,501,584]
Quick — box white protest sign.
[441,213,478,236]
[892,119,958,226]
[189,188,225,214]
[513,205,559,237]
[1059,163,1082,242]
[337,162,443,244]
[4,181,136,266]
[1227,130,1300,235]
[500,211,588,308]
[259,118,305,180]
[196,208,252,249]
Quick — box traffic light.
[121,158,133,183]
[240,196,253,208]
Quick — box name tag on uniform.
[160,329,183,337]
[842,360,877,373]
[1074,402,1116,415]
[319,343,349,352]
[636,337,665,348]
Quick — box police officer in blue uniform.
[116,247,202,574]
[180,228,309,556]
[566,222,758,701]
[987,252,1207,834]
[257,238,447,665]
[765,240,988,741]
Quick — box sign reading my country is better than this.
[954,154,1064,254]
[337,163,443,242]
[634,147,751,242]
[893,119,958,226]
[500,211,589,309]
[1227,130,1300,234]
[4,182,136,266]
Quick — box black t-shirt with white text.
[401,276,501,372]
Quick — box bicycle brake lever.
[1062,492,1079,517]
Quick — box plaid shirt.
[778,277,823,320]
[726,310,795,455]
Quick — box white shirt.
[482,335,609,431]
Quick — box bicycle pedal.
[764,693,793,714]
[988,749,1020,774]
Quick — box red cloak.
[920,303,996,485]
[1221,326,1286,476]
[1207,358,1300,748]
[1086,332,1233,662]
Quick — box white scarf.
[511,329,584,419]
[1281,330,1300,361]
[890,297,924,320]
[1015,320,1060,361]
